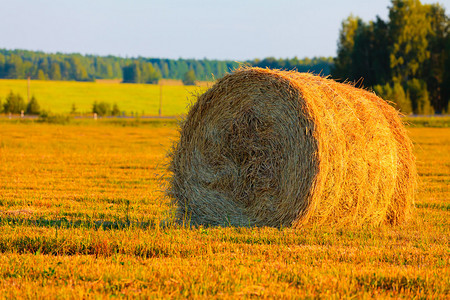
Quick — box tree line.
[251,57,333,75]
[0,49,333,84]
[332,0,449,114]
[0,50,123,81]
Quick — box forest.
[0,49,332,83]
[332,0,449,114]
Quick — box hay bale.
[168,68,416,228]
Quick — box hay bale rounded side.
[168,68,416,227]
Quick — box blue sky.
[0,0,448,60]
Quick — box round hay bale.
[168,68,416,228]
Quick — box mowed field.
[0,119,448,298]
[0,79,207,116]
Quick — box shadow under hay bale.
[168,68,417,228]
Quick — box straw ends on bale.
[168,67,417,228]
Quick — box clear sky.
[0,0,448,60]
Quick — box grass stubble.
[0,120,448,298]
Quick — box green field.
[0,79,207,116]
[0,119,448,298]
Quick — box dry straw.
[168,67,416,228]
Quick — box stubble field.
[0,120,448,298]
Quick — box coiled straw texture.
[168,68,416,228]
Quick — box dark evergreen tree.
[423,3,449,113]
[122,63,140,83]
[443,34,450,112]
[26,95,40,115]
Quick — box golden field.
[0,120,448,298]
[0,79,207,116]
